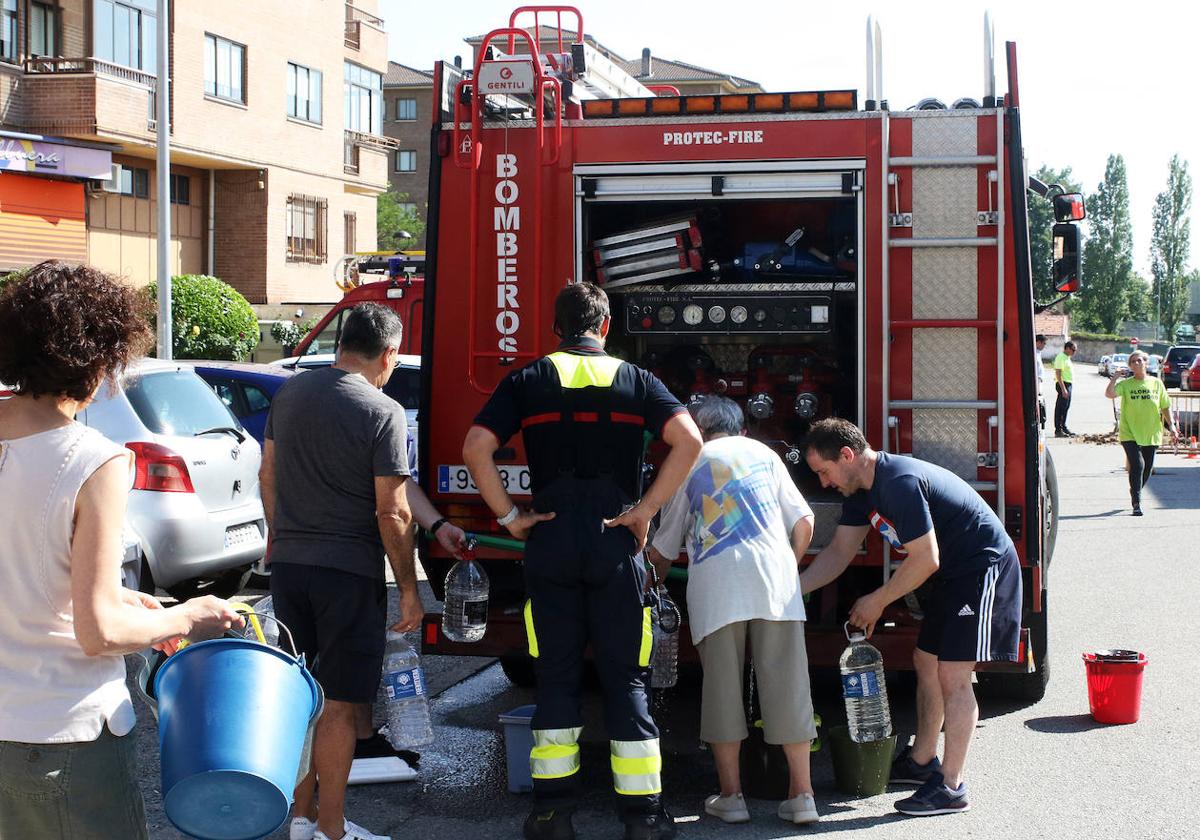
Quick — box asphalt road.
[133,363,1200,839]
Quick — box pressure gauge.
[657,305,677,325]
[730,305,749,324]
[682,304,704,325]
[753,308,767,323]
[708,305,726,324]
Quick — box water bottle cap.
[844,621,866,642]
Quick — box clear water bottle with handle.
[442,536,489,643]
[840,621,892,743]
[651,585,680,689]
[381,631,434,749]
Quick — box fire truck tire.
[1044,451,1060,567]
[499,655,538,687]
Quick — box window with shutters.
[286,194,327,263]
[344,211,356,255]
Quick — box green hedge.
[1069,330,1126,342]
[146,274,259,361]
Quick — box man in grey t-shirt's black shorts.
[261,303,418,840]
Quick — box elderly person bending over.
[647,396,817,826]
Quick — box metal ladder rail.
[882,113,1006,578]
[454,27,564,394]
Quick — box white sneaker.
[313,819,391,840]
[290,817,317,840]
[704,792,750,823]
[778,792,820,825]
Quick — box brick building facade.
[0,0,395,305]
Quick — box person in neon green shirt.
[1105,350,1177,515]
[1052,341,1076,437]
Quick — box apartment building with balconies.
[0,0,395,304]
[382,61,431,249]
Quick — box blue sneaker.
[889,745,942,785]
[894,773,970,816]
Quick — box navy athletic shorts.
[269,562,388,703]
[916,549,1022,662]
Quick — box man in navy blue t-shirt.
[799,419,1021,818]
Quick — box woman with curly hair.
[0,261,244,839]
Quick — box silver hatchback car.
[79,360,266,597]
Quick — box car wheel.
[167,566,253,601]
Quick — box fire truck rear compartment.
[583,193,861,505]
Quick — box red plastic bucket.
[1083,651,1148,724]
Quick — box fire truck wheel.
[499,655,538,687]
[1043,451,1060,567]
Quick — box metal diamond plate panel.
[912,248,977,319]
[912,409,977,480]
[912,167,977,238]
[912,328,977,400]
[809,502,842,551]
[911,115,978,157]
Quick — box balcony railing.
[344,3,384,49]
[23,56,156,88]
[23,57,159,129]
[345,129,399,152]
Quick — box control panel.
[622,292,834,335]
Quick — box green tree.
[1076,155,1135,333]
[1126,273,1155,322]
[376,188,425,250]
[1150,155,1193,339]
[145,274,260,361]
[1028,165,1083,302]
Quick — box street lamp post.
[156,0,172,359]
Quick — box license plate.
[224,522,262,549]
[438,464,531,496]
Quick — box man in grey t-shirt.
[261,303,417,840]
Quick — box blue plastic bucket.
[153,637,322,840]
[498,704,536,793]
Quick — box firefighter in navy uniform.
[463,283,703,840]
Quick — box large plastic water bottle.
[651,586,679,689]
[839,623,892,743]
[442,537,489,643]
[380,631,434,749]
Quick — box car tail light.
[126,442,195,493]
[1164,363,1171,373]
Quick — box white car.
[1097,355,1111,375]
[1147,354,1163,377]
[78,360,266,597]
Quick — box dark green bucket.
[827,725,896,797]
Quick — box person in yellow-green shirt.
[1053,341,1076,437]
[1105,350,1177,515]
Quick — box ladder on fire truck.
[454,6,654,393]
[874,15,1008,579]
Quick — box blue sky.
[381,0,1199,278]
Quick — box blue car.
[190,361,296,445]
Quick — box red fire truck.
[417,7,1083,701]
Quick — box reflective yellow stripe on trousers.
[610,739,662,795]
[524,599,539,658]
[531,727,582,780]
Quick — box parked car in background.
[78,360,266,598]
[190,362,296,445]
[1097,354,1111,375]
[1183,356,1200,391]
[1102,353,1130,378]
[1147,354,1163,377]
[1162,345,1200,389]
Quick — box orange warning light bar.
[580,90,859,119]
